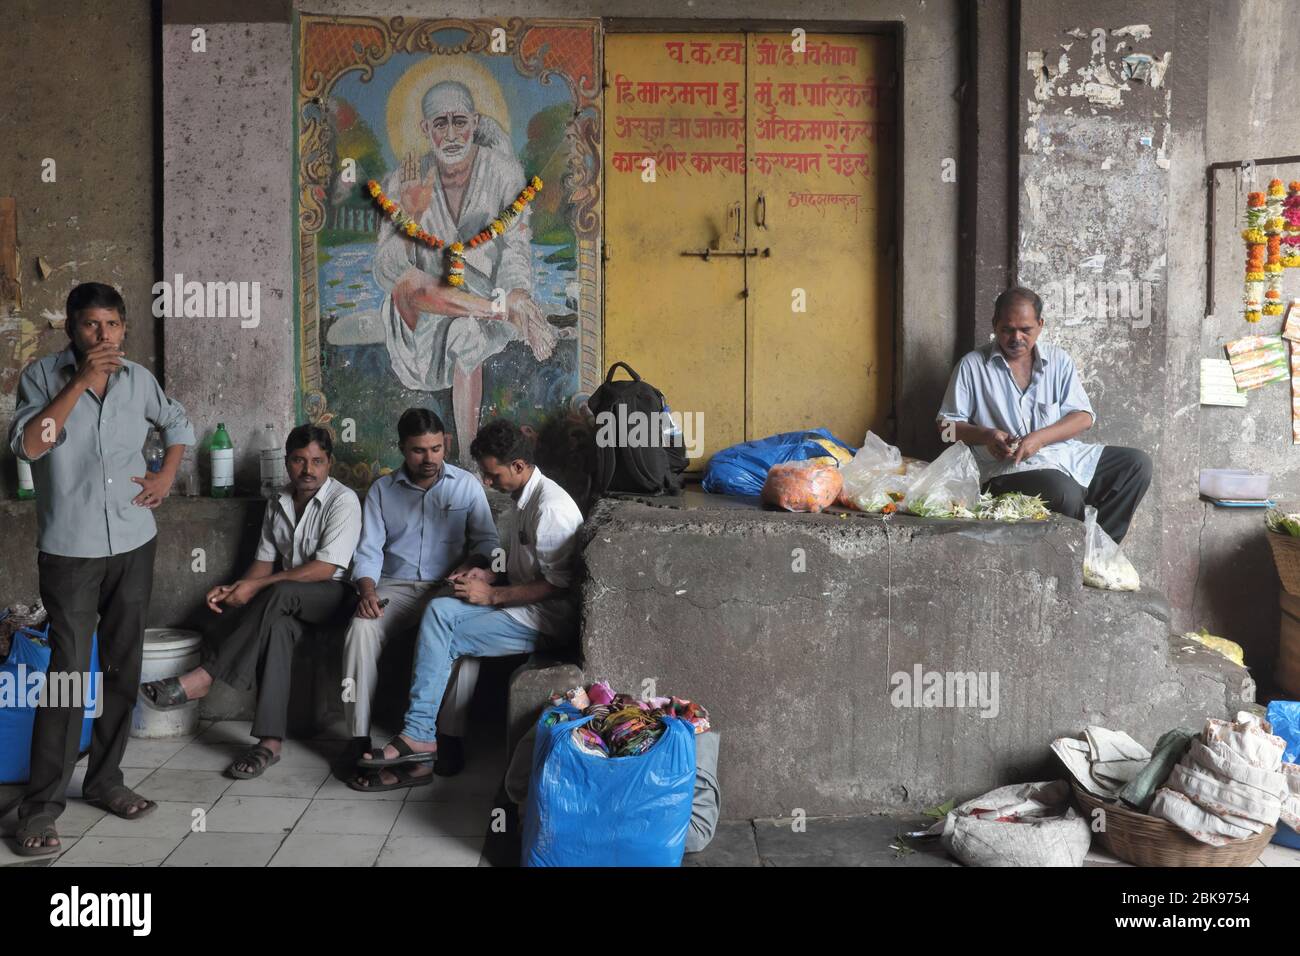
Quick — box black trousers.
[21,537,157,821]
[200,580,352,740]
[983,445,1152,543]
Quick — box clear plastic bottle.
[210,423,234,498]
[144,428,165,474]
[258,424,282,499]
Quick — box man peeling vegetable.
[935,287,1151,543]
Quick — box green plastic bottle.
[210,423,234,498]
[17,459,35,500]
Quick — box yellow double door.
[603,31,895,467]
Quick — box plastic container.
[132,629,202,739]
[1199,469,1270,501]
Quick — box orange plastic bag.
[761,461,844,513]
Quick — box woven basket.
[1071,783,1274,867]
[1268,530,1300,596]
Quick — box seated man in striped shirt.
[937,286,1151,543]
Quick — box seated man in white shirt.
[937,286,1151,543]
[350,418,584,791]
[141,425,362,778]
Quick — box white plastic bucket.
[131,628,202,739]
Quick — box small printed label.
[259,449,281,482]
[212,449,234,486]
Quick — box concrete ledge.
[578,498,1254,819]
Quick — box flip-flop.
[84,785,157,820]
[347,764,433,793]
[14,813,61,857]
[139,676,189,709]
[357,735,435,768]
[226,744,281,779]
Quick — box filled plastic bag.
[761,460,843,513]
[1,626,100,785]
[522,703,697,867]
[940,780,1091,867]
[702,428,855,497]
[837,431,912,512]
[1266,700,1300,849]
[901,442,982,517]
[1082,506,1140,590]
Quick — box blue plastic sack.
[1266,700,1300,849]
[702,428,857,496]
[0,626,101,785]
[522,703,697,867]
[1267,700,1300,765]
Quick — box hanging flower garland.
[365,176,544,287]
[1283,180,1300,269]
[1244,190,1267,323]
[1264,178,1288,317]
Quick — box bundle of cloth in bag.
[1149,712,1300,846]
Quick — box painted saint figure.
[372,80,556,463]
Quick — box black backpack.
[589,362,688,495]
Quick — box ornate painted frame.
[294,14,603,483]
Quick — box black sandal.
[357,735,435,768]
[84,784,157,820]
[347,764,433,793]
[14,814,61,857]
[140,676,189,709]
[227,744,280,779]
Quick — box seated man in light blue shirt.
[343,407,500,776]
[936,286,1151,543]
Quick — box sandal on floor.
[357,735,435,768]
[227,744,280,779]
[347,764,433,793]
[84,785,157,820]
[140,676,189,709]
[14,814,62,857]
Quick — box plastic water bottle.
[661,402,683,449]
[144,429,165,473]
[258,424,282,499]
[210,423,234,498]
[16,459,35,500]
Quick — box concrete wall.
[0,0,159,496]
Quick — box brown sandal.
[85,784,157,820]
[14,814,61,857]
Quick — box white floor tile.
[203,795,310,834]
[269,832,384,867]
[226,766,330,799]
[390,799,495,838]
[134,768,232,805]
[377,835,484,867]
[163,831,285,867]
[66,765,151,798]
[119,736,193,768]
[86,800,210,840]
[161,742,246,772]
[1259,842,1300,866]
[294,798,403,836]
[52,835,182,867]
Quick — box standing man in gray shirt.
[7,282,195,856]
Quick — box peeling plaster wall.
[1017,1,1178,612]
[0,0,158,496]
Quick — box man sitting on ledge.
[349,418,584,792]
[937,286,1151,543]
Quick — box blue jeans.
[402,597,541,743]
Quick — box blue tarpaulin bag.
[1266,700,1300,849]
[522,703,697,867]
[702,428,856,497]
[0,626,101,785]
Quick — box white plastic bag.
[941,780,1092,867]
[837,431,909,512]
[902,442,982,517]
[1082,506,1140,590]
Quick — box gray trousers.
[200,580,352,740]
[341,579,480,739]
